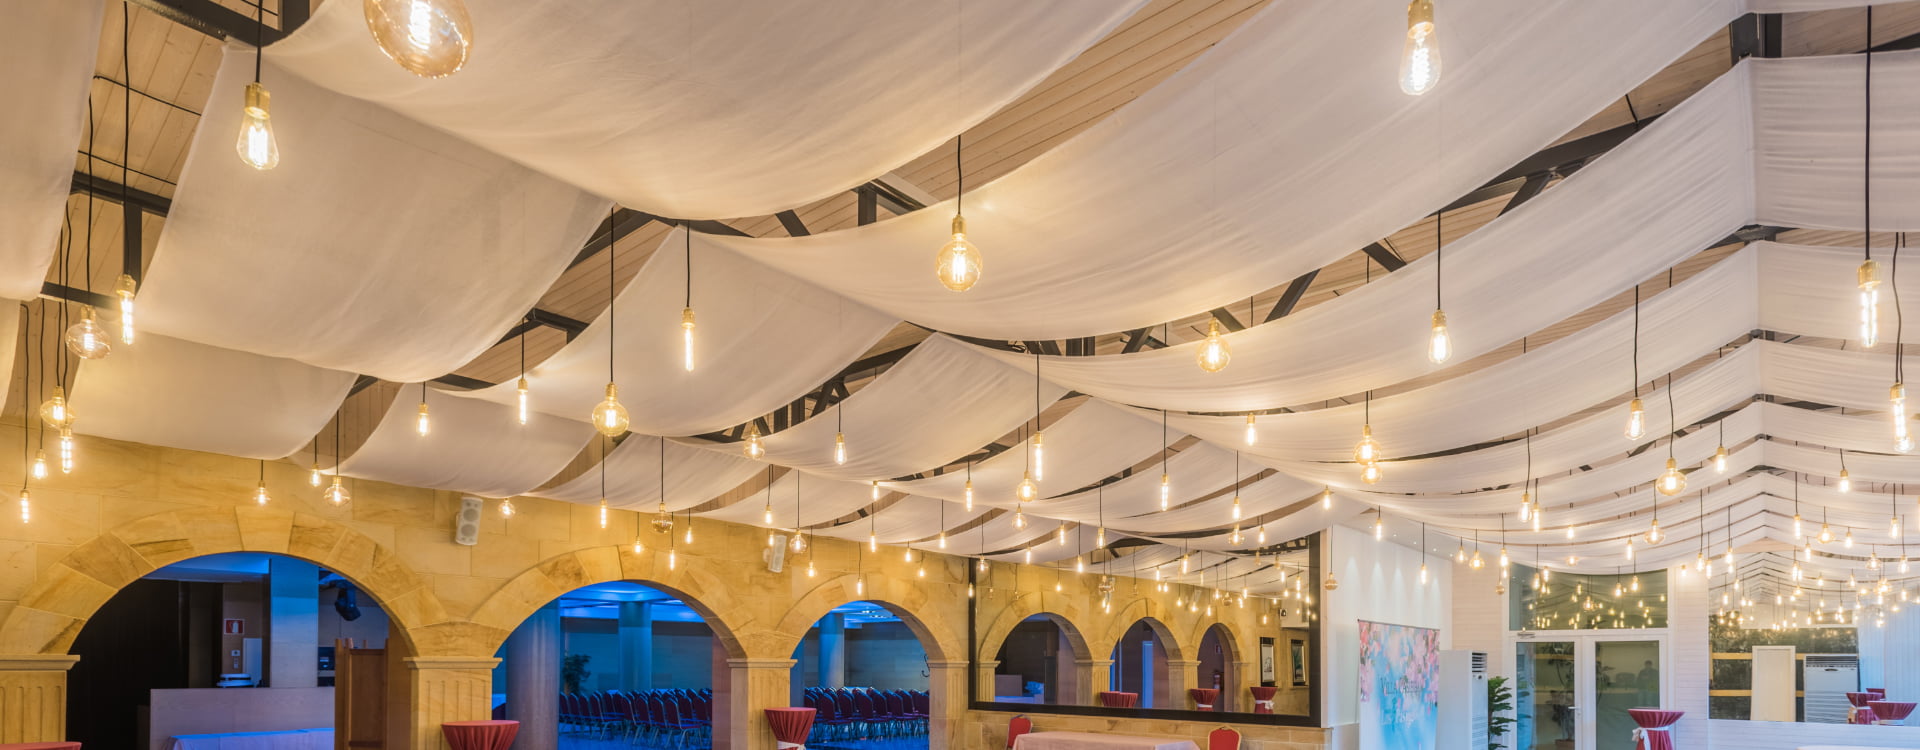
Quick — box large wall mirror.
[968,531,1320,725]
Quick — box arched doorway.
[990,613,1089,705]
[789,601,932,750]
[1109,618,1177,709]
[1196,623,1239,711]
[65,551,397,749]
[500,580,739,750]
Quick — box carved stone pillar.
[1166,659,1202,709]
[0,654,78,743]
[1073,659,1115,705]
[926,659,970,750]
[723,658,796,750]
[401,656,500,750]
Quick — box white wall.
[1319,525,1452,730]
[149,687,332,750]
[1709,719,1920,749]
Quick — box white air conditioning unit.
[1803,654,1859,724]
[1437,650,1488,750]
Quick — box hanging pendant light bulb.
[114,274,137,345]
[1519,492,1532,522]
[363,0,474,78]
[1712,443,1729,473]
[1532,508,1542,533]
[1353,424,1382,464]
[1625,538,1635,561]
[681,307,696,372]
[30,450,47,481]
[596,498,608,529]
[936,134,982,291]
[1361,462,1384,485]
[1656,458,1686,497]
[1012,508,1027,529]
[326,475,350,505]
[309,462,322,487]
[1372,512,1383,540]
[1244,414,1258,445]
[17,489,28,523]
[963,479,974,511]
[1455,542,1466,564]
[37,387,73,429]
[57,427,74,474]
[500,498,515,518]
[1196,319,1231,372]
[515,376,530,426]
[1469,548,1483,570]
[1862,259,1883,347]
[834,432,848,466]
[1647,518,1662,545]
[1499,547,1509,569]
[1397,0,1441,95]
[1057,525,1069,546]
[1846,528,1856,548]
[1625,398,1646,440]
[1321,486,1332,510]
[1159,472,1171,510]
[744,423,765,458]
[590,383,629,437]
[65,307,111,360]
[870,480,881,501]
[415,385,431,436]
[234,81,278,170]
[1419,563,1429,586]
[1233,495,1244,522]
[1895,383,1913,452]
[1841,468,1854,493]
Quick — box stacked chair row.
[802,687,930,742]
[560,688,715,748]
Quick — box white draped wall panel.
[887,399,1164,506]
[0,0,101,299]
[537,435,761,510]
[461,227,896,435]
[743,335,1065,479]
[337,388,594,497]
[141,46,609,382]
[708,0,1737,339]
[68,333,354,459]
[267,0,1145,219]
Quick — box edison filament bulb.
[834,432,848,465]
[1398,0,1441,95]
[58,427,74,474]
[114,273,137,345]
[1321,486,1332,509]
[37,386,73,428]
[327,476,350,505]
[515,376,530,425]
[1713,444,1728,473]
[30,450,47,481]
[234,82,279,170]
[1371,514,1382,539]
[1861,258,1883,347]
[1159,473,1171,510]
[1895,383,1912,452]
[415,400,431,436]
[1353,424,1382,464]
[1419,563,1429,585]
[590,383,629,437]
[1361,462,1384,485]
[963,479,974,511]
[935,215,982,292]
[1244,414,1258,445]
[1655,457,1686,496]
[1196,319,1231,372]
[1646,519,1662,544]
[681,307,696,372]
[1427,309,1451,364]
[1013,508,1027,529]
[1820,523,1834,544]
[18,489,29,523]
[363,0,474,78]
[1031,431,1045,480]
[744,423,765,459]
[65,307,111,360]
[309,464,323,487]
[870,480,881,501]
[1625,398,1646,440]
[597,499,608,529]
[254,481,270,506]
[1519,492,1532,521]
[500,498,515,517]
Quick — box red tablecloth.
[1188,688,1220,711]
[441,720,518,750]
[1097,691,1139,708]
[1249,686,1279,714]
[1870,701,1917,725]
[0,743,82,749]
[1627,708,1681,750]
[1847,691,1877,707]
[766,707,817,750]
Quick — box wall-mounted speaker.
[454,496,482,546]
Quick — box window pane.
[1510,565,1667,630]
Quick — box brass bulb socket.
[1406,0,1435,30]
[243,81,271,116]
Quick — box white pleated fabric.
[887,399,1165,505]
[0,303,16,412]
[1170,494,1371,553]
[1035,442,1241,522]
[536,435,760,511]
[1100,471,1321,533]
[0,0,100,299]
[337,388,594,497]
[923,510,1059,557]
[705,0,1736,339]
[460,227,896,436]
[814,496,987,546]
[267,0,1145,219]
[139,45,609,382]
[68,333,354,459]
[742,335,1065,479]
[698,470,873,529]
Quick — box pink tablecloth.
[1187,688,1219,711]
[441,720,518,750]
[1097,691,1139,708]
[1014,731,1199,750]
[1249,686,1278,714]
[1628,708,1682,750]
[1870,701,1916,725]
[765,707,817,750]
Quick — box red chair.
[1007,715,1033,749]
[1208,726,1242,750]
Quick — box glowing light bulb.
[869,532,878,552]
[234,82,279,169]
[1630,575,1641,593]
[939,533,948,549]
[1531,509,1542,533]
[1794,514,1804,539]
[1160,473,1171,510]
[37,387,73,429]
[65,307,111,360]
[363,0,473,78]
[1625,538,1635,561]
[1196,319,1231,372]
[515,376,529,426]
[326,476,350,505]
[1373,514,1383,540]
[1499,547,1510,568]
[963,479,974,511]
[1075,557,1085,574]
[590,383,629,437]
[1013,509,1027,529]
[1321,486,1332,509]
[1181,555,1191,574]
[58,428,74,474]
[1647,520,1662,544]
[1258,526,1267,544]
[744,423,765,458]
[1470,550,1483,570]
[967,583,975,598]
[1419,564,1429,585]
[807,560,817,578]
[681,307,696,372]
[309,464,322,487]
[1245,414,1258,445]
[790,534,807,553]
[1656,457,1686,496]
[668,549,678,570]
[1566,524,1576,540]
[1397,0,1441,95]
[598,499,608,529]
[500,498,515,517]
[1353,424,1382,463]
[1057,525,1070,546]
[1361,462,1384,485]
[114,274,137,345]
[763,504,773,524]
[17,489,28,523]
[870,480,881,501]
[834,432,848,466]
[415,400,431,436]
[1862,258,1883,347]
[1846,528,1856,548]
[1896,383,1913,452]
[1031,431,1045,480]
[1427,309,1451,364]
[935,215,982,292]
[1840,468,1853,493]
[1025,547,1033,564]
[1713,444,1728,473]
[1233,495,1244,521]
[1625,398,1646,440]
[29,449,47,481]
[254,481,270,506]
[1455,545,1466,564]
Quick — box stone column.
[1073,659,1115,705]
[401,656,499,750]
[973,659,1000,701]
[926,660,969,750]
[506,604,562,750]
[818,613,845,688]
[723,658,796,750]
[1166,659,1202,710]
[0,655,78,743]
[1229,660,1257,713]
[267,557,319,687]
[618,601,652,692]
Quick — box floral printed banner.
[1358,619,1440,750]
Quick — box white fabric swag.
[887,399,1166,507]
[813,495,989,546]
[704,0,1738,339]
[1034,441,1245,523]
[460,227,896,436]
[697,470,874,529]
[141,46,609,382]
[337,387,595,498]
[266,0,1146,219]
[0,0,101,299]
[536,435,761,511]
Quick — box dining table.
[440,720,519,750]
[764,706,817,750]
[1013,731,1200,750]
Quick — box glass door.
[1591,638,1661,750]
[1515,640,1578,750]
[1514,637,1664,750]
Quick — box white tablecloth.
[168,728,333,750]
[1015,731,1201,750]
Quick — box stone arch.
[1095,596,1189,662]
[771,573,959,661]
[1195,621,1243,710]
[467,544,751,659]
[977,591,1093,664]
[0,507,445,655]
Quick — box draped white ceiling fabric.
[337,387,594,497]
[1035,442,1240,522]
[266,0,1146,219]
[536,435,760,511]
[813,496,987,546]
[1101,471,1320,534]
[919,510,1058,557]
[139,45,610,382]
[887,399,1164,505]
[68,333,354,459]
[0,0,100,299]
[698,470,874,529]
[741,335,1065,479]
[704,0,1738,339]
[460,227,896,436]
[0,303,18,412]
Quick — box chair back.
[1208,726,1241,750]
[1007,715,1033,749]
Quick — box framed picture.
[1259,638,1276,684]
[1289,639,1308,687]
